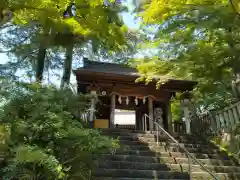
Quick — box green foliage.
[0,124,9,152]
[135,0,240,110]
[225,125,240,159]
[171,99,182,122]
[3,145,65,179]
[1,0,130,85]
[0,83,119,179]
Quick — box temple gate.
[73,59,197,133]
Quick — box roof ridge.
[83,59,135,69]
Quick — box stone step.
[103,150,233,160]
[102,132,155,138]
[94,178,186,180]
[104,134,207,144]
[100,154,235,166]
[93,168,189,179]
[191,172,240,180]
[173,157,235,166]
[102,129,184,135]
[94,173,240,180]
[111,150,168,156]
[110,135,156,141]
[160,138,207,145]
[93,168,240,179]
[118,144,222,154]
[114,135,206,145]
[101,129,153,133]
[101,129,197,138]
[98,160,240,173]
[119,140,214,149]
[102,130,198,137]
[167,147,224,155]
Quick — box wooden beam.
[77,79,171,102]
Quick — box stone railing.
[213,101,240,131]
[193,101,240,134]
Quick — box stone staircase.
[93,129,240,180]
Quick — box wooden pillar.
[110,93,116,128]
[135,109,139,130]
[136,104,143,130]
[148,97,154,131]
[167,101,173,134]
[142,115,145,131]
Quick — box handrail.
[143,114,219,180]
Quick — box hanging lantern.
[135,97,138,105]
[143,97,146,104]
[118,95,122,104]
[126,96,129,105]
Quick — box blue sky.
[122,12,140,29]
[0,1,140,86]
[0,53,8,64]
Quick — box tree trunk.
[61,43,74,89]
[0,7,3,22]
[36,43,47,83]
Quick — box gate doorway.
[114,109,136,129]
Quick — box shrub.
[0,83,119,179]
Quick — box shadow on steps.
[90,129,240,180]
[92,129,189,180]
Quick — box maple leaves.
[136,0,240,108]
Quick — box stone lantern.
[180,92,192,134]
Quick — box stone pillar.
[148,97,154,131]
[89,90,97,128]
[183,107,191,134]
[166,102,173,134]
[181,97,191,134]
[110,93,116,128]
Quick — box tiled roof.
[75,60,140,77]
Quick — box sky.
[0,0,140,87]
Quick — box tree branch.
[229,0,240,16]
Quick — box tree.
[60,1,129,88]
[0,0,78,82]
[1,1,129,86]
[85,29,144,64]
[135,0,240,110]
